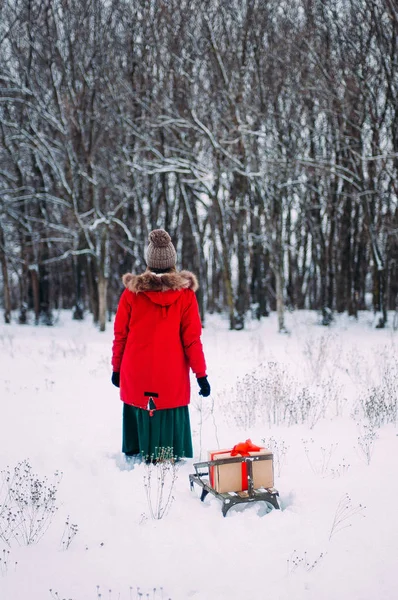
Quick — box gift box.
[208,439,274,494]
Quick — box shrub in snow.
[48,339,87,360]
[356,423,377,465]
[50,586,172,600]
[328,493,366,541]
[128,586,171,600]
[345,346,374,387]
[231,362,295,428]
[330,460,351,479]
[348,344,397,428]
[143,448,179,520]
[49,591,71,600]
[287,549,325,574]
[359,385,397,428]
[60,515,79,550]
[261,436,289,477]
[302,439,351,478]
[0,460,61,546]
[293,383,337,428]
[363,348,398,427]
[302,439,339,478]
[226,362,343,429]
[302,331,341,381]
[0,547,17,576]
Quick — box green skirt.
[122,403,193,459]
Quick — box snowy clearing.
[0,311,397,600]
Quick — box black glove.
[111,372,120,388]
[197,376,210,397]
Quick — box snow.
[0,310,397,600]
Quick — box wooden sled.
[189,455,280,517]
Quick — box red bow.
[230,439,263,490]
[230,439,262,457]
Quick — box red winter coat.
[111,270,207,410]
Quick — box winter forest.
[1,3,398,600]
[1,0,397,332]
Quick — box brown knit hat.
[145,229,177,270]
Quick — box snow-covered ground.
[0,310,397,600]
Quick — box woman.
[111,229,210,460]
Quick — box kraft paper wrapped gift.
[208,440,274,494]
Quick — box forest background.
[0,0,397,332]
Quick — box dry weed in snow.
[302,439,339,478]
[143,448,179,520]
[0,547,17,576]
[50,582,173,599]
[0,460,61,546]
[287,549,325,575]
[357,385,397,428]
[356,423,377,465]
[328,494,366,541]
[226,361,343,430]
[262,436,289,477]
[60,515,79,551]
[302,331,341,381]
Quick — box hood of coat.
[122,270,198,307]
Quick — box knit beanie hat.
[145,229,177,270]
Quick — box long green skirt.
[122,403,193,459]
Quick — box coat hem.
[120,397,190,410]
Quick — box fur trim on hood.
[122,270,199,293]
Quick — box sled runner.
[189,455,280,517]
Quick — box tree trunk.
[0,223,12,324]
[250,237,269,319]
[273,194,286,333]
[30,266,40,325]
[352,201,367,315]
[365,196,387,327]
[39,263,53,326]
[179,181,206,323]
[87,256,99,324]
[336,197,352,313]
[275,268,286,333]
[212,188,235,330]
[388,207,398,310]
[234,206,249,330]
[98,273,108,332]
[98,228,110,332]
[73,242,85,320]
[296,225,308,309]
[327,191,336,312]
[285,205,294,309]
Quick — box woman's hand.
[197,376,210,397]
[111,372,120,388]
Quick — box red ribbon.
[210,439,263,491]
[230,439,262,457]
[231,439,262,489]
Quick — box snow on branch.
[110,218,136,243]
[41,249,95,265]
